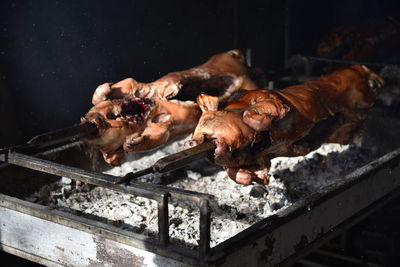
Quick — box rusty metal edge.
[0,194,202,266]
[277,185,400,266]
[207,147,400,265]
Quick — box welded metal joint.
[199,198,211,257]
[0,149,8,164]
[157,193,170,246]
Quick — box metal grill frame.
[0,117,400,266]
[0,142,214,265]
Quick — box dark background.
[1,0,400,266]
[1,0,399,145]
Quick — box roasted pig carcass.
[91,49,259,105]
[317,16,400,63]
[83,50,260,165]
[82,97,200,165]
[185,65,384,185]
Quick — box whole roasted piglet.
[82,50,260,165]
[185,65,384,185]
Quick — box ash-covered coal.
[378,65,400,106]
[25,137,377,248]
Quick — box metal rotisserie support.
[0,106,400,266]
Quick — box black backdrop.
[0,1,238,144]
[1,0,399,145]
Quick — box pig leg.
[226,160,271,185]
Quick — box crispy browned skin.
[92,49,258,105]
[83,97,200,165]
[185,65,384,185]
[83,50,259,165]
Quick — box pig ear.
[277,104,290,119]
[197,94,219,112]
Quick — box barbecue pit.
[1,105,400,266]
[2,1,400,266]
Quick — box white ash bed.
[25,135,376,248]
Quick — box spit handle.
[153,141,215,173]
[27,121,98,147]
[116,141,215,184]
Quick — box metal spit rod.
[303,55,398,68]
[116,141,215,184]
[0,122,99,168]
[27,121,99,148]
